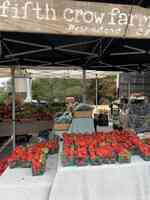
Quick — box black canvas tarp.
[0,32,150,72]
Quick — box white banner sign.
[0,0,150,38]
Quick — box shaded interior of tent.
[0,32,150,72]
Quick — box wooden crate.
[54,123,70,131]
[73,111,92,118]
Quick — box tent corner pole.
[82,69,87,103]
[11,67,16,150]
[96,73,98,106]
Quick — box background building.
[118,72,150,98]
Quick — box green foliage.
[32,78,82,102]
[0,88,7,104]
[32,79,53,101]
[32,78,82,113]
[86,75,117,104]
[32,75,117,111]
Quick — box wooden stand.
[54,123,70,131]
[73,111,92,118]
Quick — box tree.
[32,78,54,101]
[86,75,117,104]
[32,78,82,102]
[32,75,117,106]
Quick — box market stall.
[1,1,150,200]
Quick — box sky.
[0,78,10,87]
[0,71,117,87]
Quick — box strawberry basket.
[61,154,75,167]
[117,150,131,163]
[32,161,46,176]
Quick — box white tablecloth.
[0,155,58,200]
[49,146,150,200]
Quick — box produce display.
[0,103,53,123]
[0,136,59,176]
[54,112,72,131]
[2,131,150,175]
[139,138,150,161]
[62,131,150,167]
[55,112,72,124]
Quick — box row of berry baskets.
[6,136,59,176]
[2,130,150,176]
[61,131,150,167]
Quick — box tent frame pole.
[96,74,98,106]
[82,69,86,103]
[11,67,16,150]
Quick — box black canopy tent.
[1,32,150,150]
[79,0,150,7]
[0,0,150,149]
[0,32,150,72]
